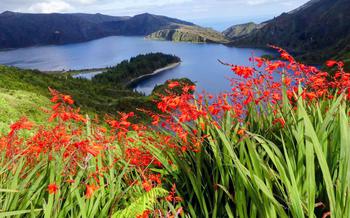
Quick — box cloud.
[28,1,73,13]
[247,0,270,5]
[74,0,97,4]
[246,0,295,6]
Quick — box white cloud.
[28,1,73,13]
[71,0,97,4]
[247,0,269,5]
[246,0,288,6]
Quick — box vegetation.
[0,48,350,217]
[0,66,150,117]
[0,89,50,133]
[151,78,195,96]
[0,53,187,122]
[93,53,181,85]
[147,25,229,44]
[222,22,264,40]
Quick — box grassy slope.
[0,65,155,121]
[0,89,50,132]
[147,25,229,43]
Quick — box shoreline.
[42,67,108,75]
[127,62,181,87]
[42,62,181,86]
[41,61,181,79]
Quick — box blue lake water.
[0,36,272,95]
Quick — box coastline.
[127,62,181,87]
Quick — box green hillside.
[0,65,145,115]
[0,89,50,132]
[147,25,229,43]
[0,53,185,124]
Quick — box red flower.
[273,118,286,128]
[62,95,74,105]
[9,117,34,137]
[142,181,153,192]
[168,81,180,89]
[283,77,292,86]
[280,51,295,63]
[47,183,59,194]
[326,60,337,67]
[231,66,254,78]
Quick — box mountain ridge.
[228,0,350,63]
[0,11,196,49]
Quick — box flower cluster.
[0,47,349,217]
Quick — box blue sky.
[0,0,310,30]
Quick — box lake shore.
[127,62,181,87]
[42,67,108,75]
[46,62,181,86]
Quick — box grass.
[0,65,162,124]
[148,93,350,217]
[0,89,50,133]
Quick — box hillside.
[222,22,265,40]
[101,13,195,36]
[230,0,350,64]
[0,53,183,121]
[0,65,144,116]
[0,11,195,49]
[147,25,229,44]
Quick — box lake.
[0,36,272,95]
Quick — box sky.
[0,0,310,30]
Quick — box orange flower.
[273,118,286,128]
[9,117,34,137]
[137,210,151,218]
[47,183,59,194]
[231,65,254,78]
[86,143,104,157]
[62,95,74,105]
[85,184,99,199]
[237,129,245,136]
[199,122,205,131]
